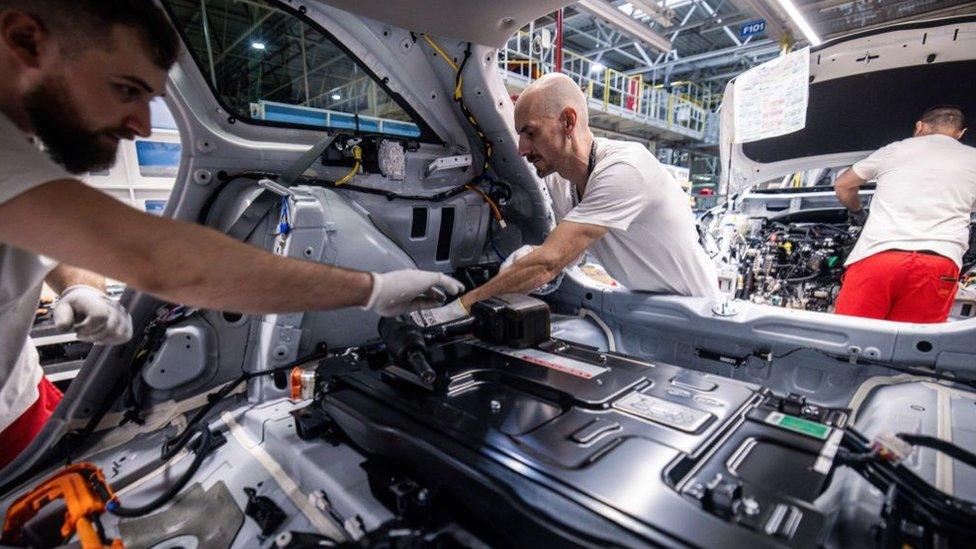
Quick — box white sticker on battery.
[473,343,608,379]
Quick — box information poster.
[733,47,810,143]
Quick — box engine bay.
[707,191,976,318]
[728,211,859,311]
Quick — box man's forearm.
[130,215,375,314]
[45,264,106,294]
[0,180,375,314]
[834,169,865,211]
[836,186,861,211]
[459,221,607,309]
[459,251,560,309]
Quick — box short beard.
[24,77,123,174]
[535,165,556,178]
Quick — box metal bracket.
[712,300,741,317]
[258,178,296,198]
[425,154,471,178]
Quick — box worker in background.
[0,1,462,469]
[834,105,976,323]
[417,73,721,325]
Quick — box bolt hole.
[223,312,244,323]
[160,369,166,373]
[585,292,594,300]
[916,340,933,352]
[185,344,191,349]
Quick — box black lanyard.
[575,140,597,206]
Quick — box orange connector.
[2,463,124,549]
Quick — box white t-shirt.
[545,138,721,299]
[0,112,70,432]
[846,134,976,267]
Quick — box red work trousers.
[0,376,63,470]
[834,250,959,323]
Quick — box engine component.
[732,217,859,312]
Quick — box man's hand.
[365,270,465,317]
[848,208,868,227]
[53,285,132,345]
[500,245,536,273]
[834,168,867,214]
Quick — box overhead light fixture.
[331,93,341,101]
[251,41,266,50]
[627,0,676,28]
[590,62,606,74]
[773,0,822,46]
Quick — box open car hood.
[721,15,976,194]
[313,0,574,47]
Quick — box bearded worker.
[416,73,720,326]
[0,0,462,468]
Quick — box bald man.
[416,73,720,325]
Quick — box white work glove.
[409,299,469,328]
[53,285,133,345]
[500,244,537,273]
[365,270,465,317]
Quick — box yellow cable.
[421,35,459,71]
[422,36,505,227]
[335,146,362,186]
[422,35,465,100]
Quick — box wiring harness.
[838,428,976,546]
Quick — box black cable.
[451,42,492,177]
[163,346,332,454]
[898,434,976,470]
[107,424,212,517]
[106,347,330,518]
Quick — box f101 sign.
[740,20,766,38]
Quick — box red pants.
[0,376,63,470]
[835,250,959,323]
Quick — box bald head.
[515,73,590,129]
[513,73,595,180]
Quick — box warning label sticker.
[473,343,608,379]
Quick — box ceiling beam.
[626,38,777,74]
[628,0,677,27]
[564,20,652,67]
[575,0,672,53]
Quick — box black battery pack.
[470,294,551,349]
